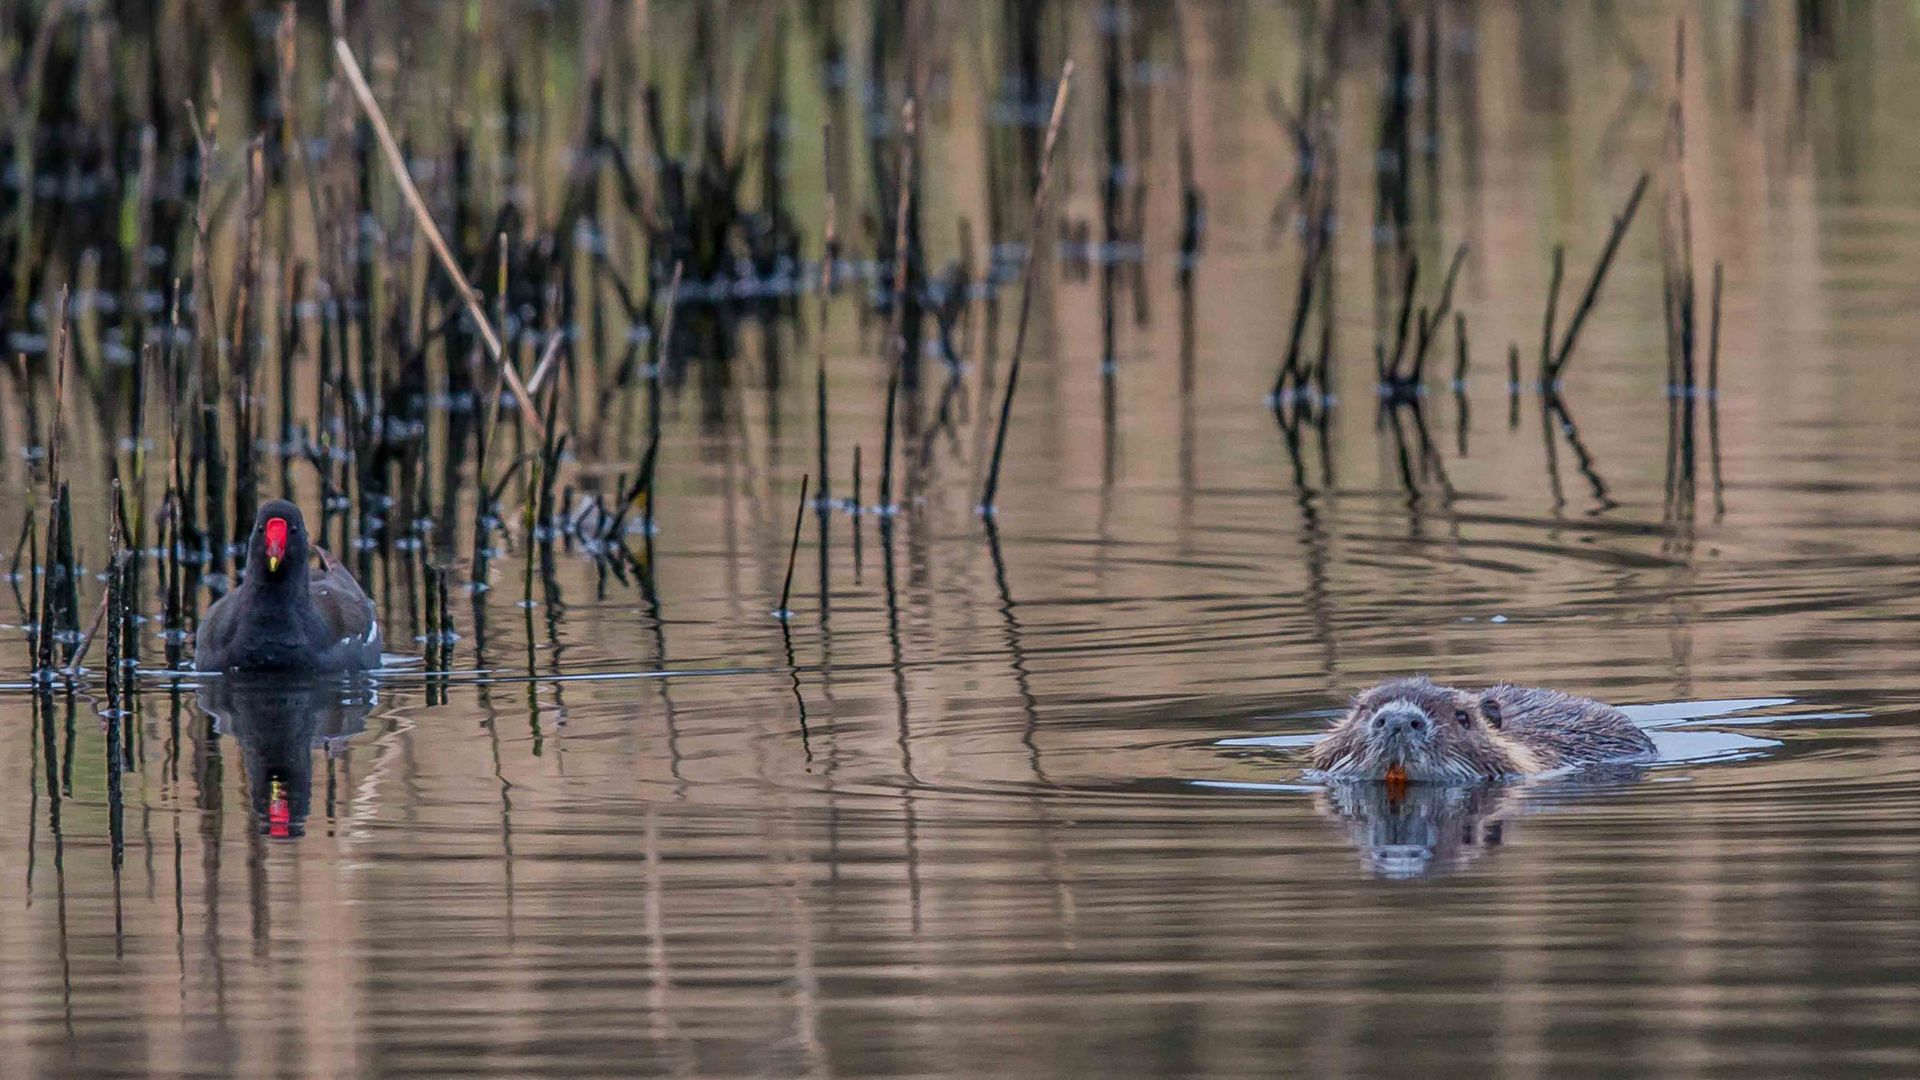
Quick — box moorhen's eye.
[1454,708,1471,727]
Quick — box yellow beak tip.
[267,556,280,572]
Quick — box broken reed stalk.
[1707,261,1722,396]
[421,541,440,670]
[1539,245,1564,378]
[67,568,108,677]
[185,97,229,582]
[1408,243,1469,383]
[1431,243,1469,329]
[1662,18,1695,388]
[1412,309,1430,385]
[1453,312,1469,385]
[115,482,136,700]
[1308,163,1336,403]
[637,263,683,536]
[333,38,545,439]
[877,363,900,513]
[7,516,28,589]
[1384,257,1419,381]
[23,514,38,674]
[525,330,566,399]
[469,236,513,592]
[1507,343,1521,429]
[1546,172,1651,381]
[1173,13,1204,287]
[775,474,810,619]
[1379,240,1470,386]
[878,99,916,515]
[1707,260,1726,517]
[532,353,567,543]
[1452,313,1472,455]
[815,121,839,507]
[605,433,656,540]
[437,562,452,651]
[46,286,68,492]
[980,60,1075,515]
[526,328,560,403]
[162,485,182,667]
[1273,210,1329,400]
[38,482,74,676]
[54,485,74,664]
[74,479,126,680]
[230,141,266,540]
[130,341,153,567]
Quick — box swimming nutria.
[1311,676,1656,782]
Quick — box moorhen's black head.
[247,499,312,584]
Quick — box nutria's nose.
[1372,703,1428,738]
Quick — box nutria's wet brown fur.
[1311,676,1655,782]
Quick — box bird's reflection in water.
[196,679,375,838]
[1317,768,1647,878]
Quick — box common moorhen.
[194,499,383,673]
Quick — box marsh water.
[4,2,1920,1076]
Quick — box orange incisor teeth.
[1384,764,1409,786]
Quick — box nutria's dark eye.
[1481,697,1503,729]
[1454,708,1471,727]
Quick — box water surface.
[4,2,1920,1076]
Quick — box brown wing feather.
[308,546,378,644]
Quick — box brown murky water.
[3,2,1920,1076]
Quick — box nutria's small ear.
[1480,695,1503,729]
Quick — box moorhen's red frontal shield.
[264,516,289,573]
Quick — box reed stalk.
[334,39,546,438]
[775,475,810,620]
[980,60,1075,515]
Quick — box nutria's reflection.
[1317,780,1518,878]
[1317,769,1646,878]
[197,679,374,838]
